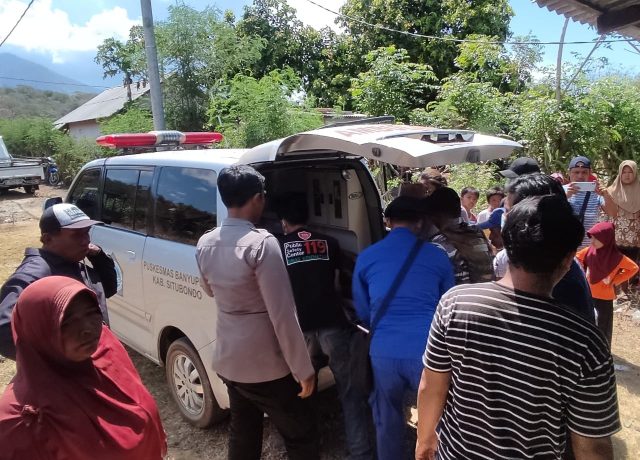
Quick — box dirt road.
[0,186,346,459]
[0,186,639,458]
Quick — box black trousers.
[221,374,319,460]
[593,298,614,347]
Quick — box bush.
[209,69,324,148]
[52,136,103,184]
[0,117,103,184]
[0,117,63,157]
[99,105,153,135]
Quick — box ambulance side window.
[68,168,101,219]
[102,169,138,230]
[134,170,153,232]
[154,167,217,246]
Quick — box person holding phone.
[564,156,606,249]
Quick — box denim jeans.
[369,356,423,460]
[305,326,375,460]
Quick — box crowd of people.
[0,155,639,460]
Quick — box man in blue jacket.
[0,204,117,359]
[352,196,454,460]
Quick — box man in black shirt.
[277,194,373,460]
[0,204,117,360]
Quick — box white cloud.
[286,0,345,31]
[0,0,140,63]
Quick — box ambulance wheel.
[165,338,225,427]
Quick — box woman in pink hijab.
[602,160,640,293]
[0,276,166,460]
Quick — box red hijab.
[0,277,166,460]
[584,222,624,284]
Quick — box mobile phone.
[572,181,596,192]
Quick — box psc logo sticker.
[297,231,311,240]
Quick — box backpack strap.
[369,238,424,336]
[578,192,592,224]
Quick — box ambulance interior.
[256,159,386,300]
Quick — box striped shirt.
[567,191,604,249]
[424,283,620,459]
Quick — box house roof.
[534,0,640,40]
[54,84,151,128]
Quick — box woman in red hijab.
[576,222,638,348]
[0,276,167,460]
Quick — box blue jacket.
[353,228,455,360]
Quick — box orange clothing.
[576,248,639,300]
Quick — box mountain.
[0,86,96,119]
[0,53,98,94]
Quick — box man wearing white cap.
[0,204,117,360]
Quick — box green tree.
[95,26,146,101]
[307,31,367,110]
[99,104,153,135]
[209,69,323,148]
[349,46,437,121]
[411,74,512,133]
[156,5,264,131]
[237,0,324,88]
[409,35,541,134]
[453,34,542,93]
[338,0,513,78]
[514,76,640,179]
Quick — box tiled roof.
[54,84,150,126]
[535,0,640,40]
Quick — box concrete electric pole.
[140,0,166,130]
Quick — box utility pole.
[140,0,165,130]
[555,17,570,103]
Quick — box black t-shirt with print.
[277,228,348,331]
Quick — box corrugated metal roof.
[54,84,151,126]
[535,0,640,40]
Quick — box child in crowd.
[460,187,479,223]
[477,186,505,224]
[576,222,639,347]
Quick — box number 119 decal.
[284,239,330,265]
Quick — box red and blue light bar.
[96,131,223,148]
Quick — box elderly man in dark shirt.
[0,204,117,359]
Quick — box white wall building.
[54,84,151,140]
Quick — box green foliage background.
[0,87,94,119]
[2,0,640,186]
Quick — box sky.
[0,0,638,90]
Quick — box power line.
[0,75,111,89]
[303,0,638,46]
[0,0,36,49]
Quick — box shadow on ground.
[0,189,38,201]
[613,354,640,397]
[612,433,629,459]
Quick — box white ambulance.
[60,124,520,427]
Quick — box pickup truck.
[0,136,44,194]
